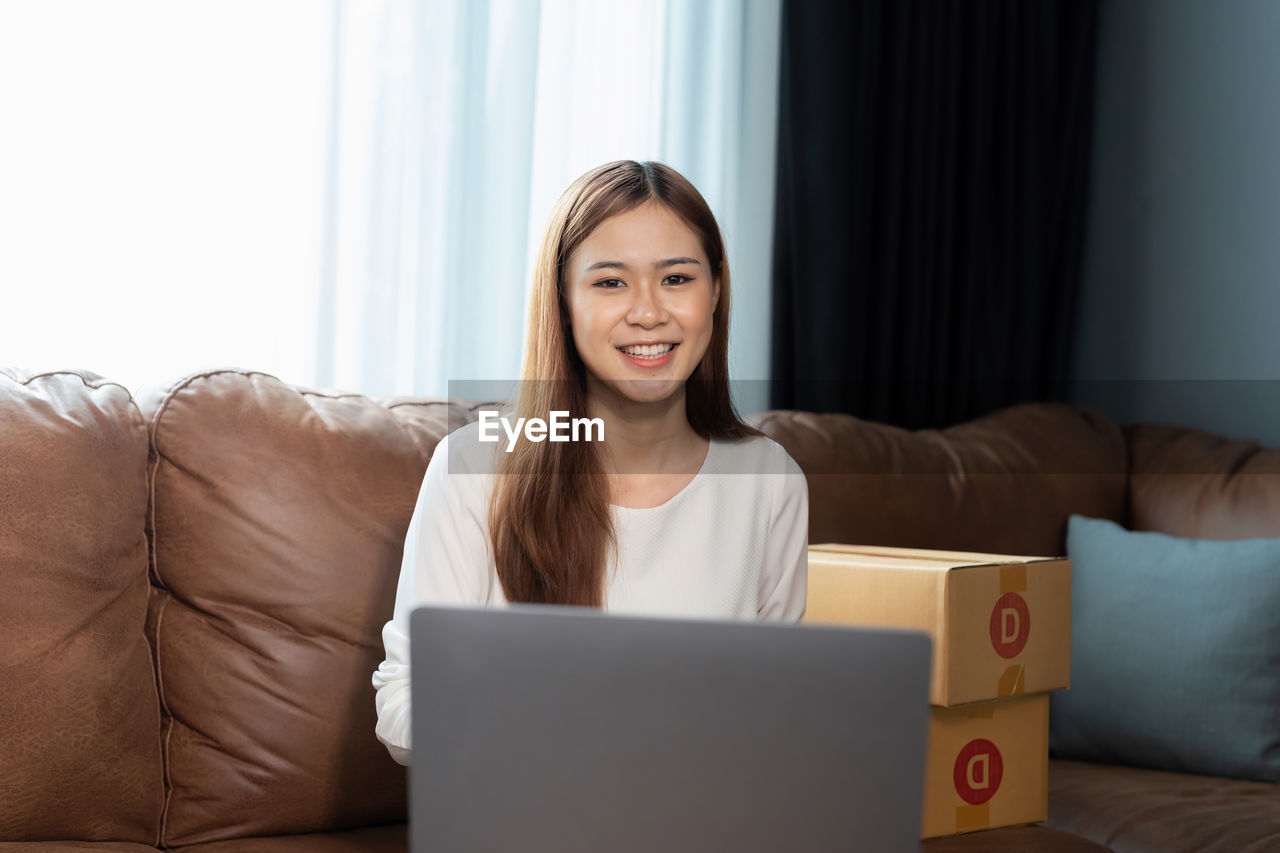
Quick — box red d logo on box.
[989,591,1030,659]
[953,738,1004,805]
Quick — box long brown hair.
[488,160,760,607]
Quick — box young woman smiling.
[372,161,808,765]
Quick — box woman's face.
[565,201,719,407]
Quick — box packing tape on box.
[997,563,1028,697]
[998,664,1026,697]
[999,563,1027,594]
[956,804,990,832]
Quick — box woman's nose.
[625,283,668,327]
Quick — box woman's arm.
[758,453,809,622]
[372,430,493,765]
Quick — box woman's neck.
[584,382,702,477]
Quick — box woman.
[372,160,808,765]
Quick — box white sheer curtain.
[320,0,782,410]
[0,2,780,405]
[0,1,333,393]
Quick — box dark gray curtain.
[771,0,1100,429]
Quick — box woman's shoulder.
[710,432,805,478]
[429,419,504,477]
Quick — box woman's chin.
[598,376,687,407]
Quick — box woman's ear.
[712,279,721,312]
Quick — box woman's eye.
[593,278,625,289]
[664,274,691,285]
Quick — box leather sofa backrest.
[751,402,1129,557]
[16,363,1272,849]
[1126,423,1280,539]
[0,369,163,845]
[139,369,482,847]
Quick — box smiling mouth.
[617,343,677,359]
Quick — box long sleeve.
[758,455,809,623]
[371,430,495,765]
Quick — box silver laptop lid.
[410,604,931,853]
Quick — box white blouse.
[372,421,810,765]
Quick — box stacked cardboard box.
[805,544,1071,839]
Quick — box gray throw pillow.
[1049,514,1280,781]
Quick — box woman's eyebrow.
[584,257,702,272]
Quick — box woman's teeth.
[619,344,675,359]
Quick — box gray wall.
[1068,0,1280,446]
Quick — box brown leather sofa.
[3,367,1278,852]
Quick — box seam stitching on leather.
[152,590,174,848]
[1,367,130,394]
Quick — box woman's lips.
[616,343,678,369]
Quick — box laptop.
[410,604,931,853]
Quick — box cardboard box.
[921,694,1049,838]
[806,544,1070,706]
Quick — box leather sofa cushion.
[165,823,405,852]
[0,840,158,845]
[751,402,1128,556]
[1126,423,1280,539]
[0,370,163,845]
[1049,758,1280,853]
[139,370,480,847]
[922,825,1113,852]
